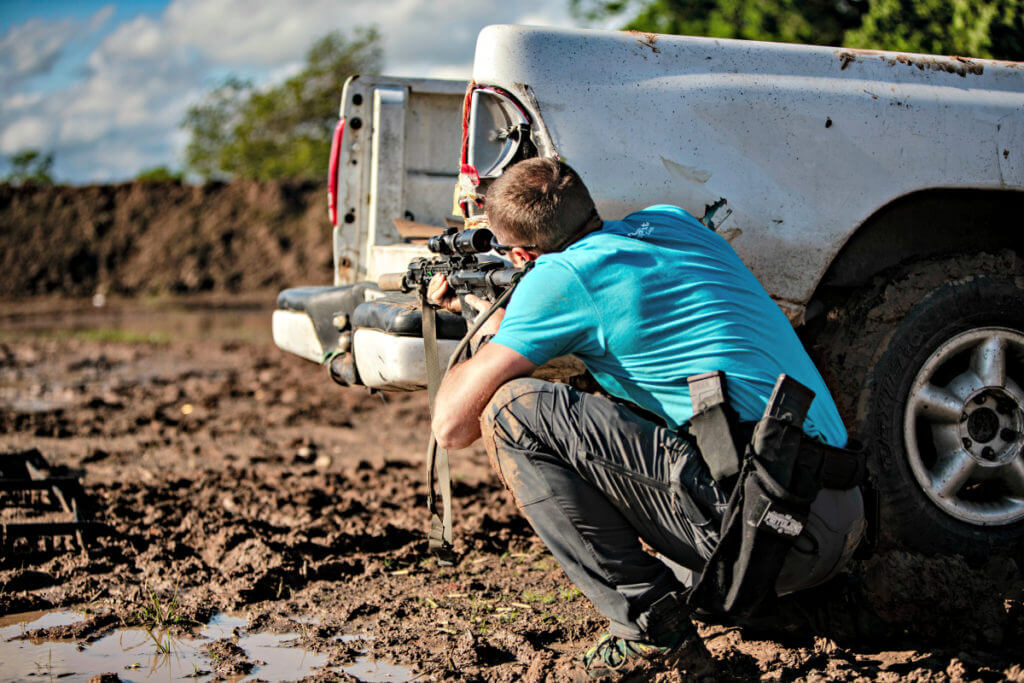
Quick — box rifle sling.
[421,263,532,567]
[422,294,456,565]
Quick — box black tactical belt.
[798,434,866,490]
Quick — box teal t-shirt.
[491,205,847,446]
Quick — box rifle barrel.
[377,272,407,291]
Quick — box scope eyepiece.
[427,227,494,255]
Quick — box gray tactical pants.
[480,378,865,641]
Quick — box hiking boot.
[580,627,714,679]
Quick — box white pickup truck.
[273,25,1024,559]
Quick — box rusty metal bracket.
[0,449,112,551]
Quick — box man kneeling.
[428,157,864,677]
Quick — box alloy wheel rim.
[903,327,1024,525]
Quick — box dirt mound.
[0,180,333,298]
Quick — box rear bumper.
[272,284,461,391]
[352,329,459,391]
[272,309,329,363]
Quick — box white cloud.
[0,116,52,154]
[0,0,587,182]
[264,61,305,88]
[0,7,114,91]
[4,92,44,111]
[162,0,329,66]
[95,15,171,62]
[425,64,473,80]
[1,28,206,179]
[157,0,579,74]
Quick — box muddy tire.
[860,273,1024,558]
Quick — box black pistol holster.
[686,372,864,617]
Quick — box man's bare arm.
[432,342,538,450]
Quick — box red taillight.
[327,117,345,226]
[459,82,474,169]
[458,84,478,217]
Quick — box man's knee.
[481,377,553,443]
[480,378,556,492]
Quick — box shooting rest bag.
[352,294,467,339]
[686,373,865,617]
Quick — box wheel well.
[800,188,1024,428]
[815,188,1024,295]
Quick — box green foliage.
[182,76,251,181]
[136,166,184,183]
[845,0,1024,60]
[133,578,193,628]
[183,28,382,181]
[570,0,868,46]
[5,149,54,186]
[571,0,1024,59]
[522,589,557,604]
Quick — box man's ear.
[511,246,540,264]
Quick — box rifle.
[378,226,527,567]
[377,227,518,319]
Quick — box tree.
[571,0,1024,59]
[5,149,54,186]
[570,0,869,47]
[845,0,1024,61]
[182,28,382,181]
[182,77,252,181]
[136,166,184,183]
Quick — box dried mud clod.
[87,674,121,683]
[17,612,119,643]
[206,638,256,677]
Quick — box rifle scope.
[428,227,493,256]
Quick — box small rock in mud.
[946,657,969,680]
[813,636,840,656]
[207,638,255,676]
[524,651,554,680]
[326,639,367,666]
[88,674,121,683]
[302,671,360,682]
[82,448,110,463]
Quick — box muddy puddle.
[0,610,413,682]
[0,295,274,345]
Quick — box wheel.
[863,274,1024,557]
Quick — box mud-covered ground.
[2,299,1024,681]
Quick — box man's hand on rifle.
[426,273,462,313]
[427,274,503,337]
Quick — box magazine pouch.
[688,374,817,616]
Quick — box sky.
[0,0,591,184]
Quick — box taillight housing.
[327,117,346,226]
[458,85,533,217]
[461,87,531,180]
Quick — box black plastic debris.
[0,448,111,551]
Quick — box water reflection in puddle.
[0,297,275,346]
[0,610,414,682]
